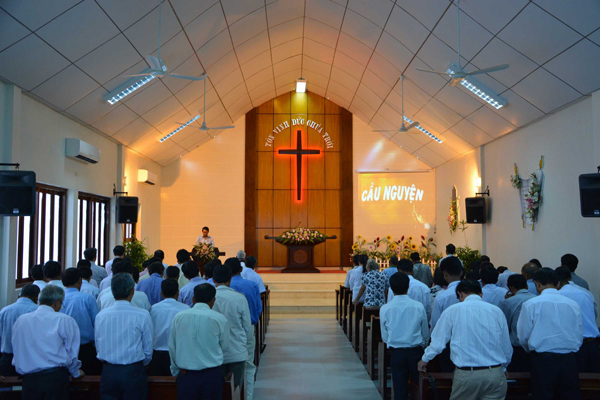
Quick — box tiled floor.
[253,319,382,400]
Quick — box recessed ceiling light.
[296,78,306,93]
[160,115,200,142]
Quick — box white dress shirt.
[241,268,266,293]
[517,288,583,353]
[497,270,518,290]
[0,298,38,353]
[348,266,365,302]
[423,295,513,369]
[195,235,214,246]
[150,298,189,351]
[90,261,108,286]
[439,254,463,267]
[431,280,460,330]
[97,287,151,312]
[345,266,360,288]
[11,305,82,377]
[95,300,154,365]
[482,284,508,308]
[387,275,432,321]
[81,280,100,299]
[99,276,112,293]
[178,277,208,307]
[559,284,599,339]
[47,280,66,289]
[213,286,253,363]
[380,295,429,349]
[32,280,47,291]
[105,258,116,277]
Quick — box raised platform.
[259,270,348,314]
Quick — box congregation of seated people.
[0,245,266,400]
[344,243,597,400]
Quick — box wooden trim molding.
[245,108,258,257]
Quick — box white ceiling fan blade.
[416,68,453,77]
[467,64,509,76]
[405,121,419,130]
[167,73,206,81]
[147,55,162,71]
[208,125,235,130]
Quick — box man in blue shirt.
[136,262,165,306]
[521,262,540,295]
[0,284,39,376]
[178,260,208,307]
[226,258,262,325]
[61,268,100,375]
[382,256,399,283]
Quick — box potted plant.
[124,236,151,272]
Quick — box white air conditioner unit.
[65,138,101,164]
[138,169,157,185]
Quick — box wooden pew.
[352,303,364,351]
[367,316,381,380]
[342,289,351,334]
[359,307,380,363]
[377,341,391,398]
[335,287,341,322]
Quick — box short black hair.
[390,272,409,295]
[213,264,233,284]
[397,258,414,273]
[480,255,491,262]
[43,261,62,279]
[561,254,578,273]
[497,266,508,273]
[113,245,125,256]
[529,258,542,269]
[132,268,139,283]
[149,262,165,275]
[112,273,135,300]
[389,256,399,266]
[440,256,462,277]
[410,252,420,262]
[480,262,495,278]
[533,267,558,287]
[224,257,242,275]
[62,268,81,287]
[555,266,572,284]
[30,264,44,281]
[465,270,480,281]
[245,256,257,269]
[433,267,448,287]
[521,262,539,279]
[84,248,97,261]
[77,259,91,269]
[204,261,216,278]
[358,254,368,267]
[154,250,165,260]
[507,274,528,291]
[202,226,209,232]
[456,280,482,297]
[352,254,360,266]
[470,260,481,275]
[78,266,93,281]
[142,259,152,270]
[161,279,179,298]
[193,283,216,304]
[446,244,456,254]
[481,267,499,285]
[182,260,199,279]
[20,284,40,301]
[113,258,134,275]
[166,266,180,280]
[176,249,190,263]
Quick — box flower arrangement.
[448,198,459,234]
[511,157,544,230]
[275,227,328,245]
[524,171,542,223]
[192,242,218,262]
[510,164,522,189]
[351,235,437,264]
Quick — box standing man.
[178,260,208,307]
[439,244,463,267]
[154,250,170,273]
[418,280,512,400]
[97,261,151,312]
[481,267,508,308]
[84,247,107,286]
[12,286,84,399]
[29,264,47,291]
[382,256,399,282]
[561,253,589,290]
[95,273,153,399]
[349,254,368,303]
[195,226,215,247]
[174,249,192,288]
[136,261,165,306]
[517,268,582,399]
[500,274,536,372]
[44,261,65,289]
[411,252,433,288]
[521,263,540,295]
[345,255,361,289]
[431,257,463,330]
[388,259,431,322]
[77,265,100,299]
[381,273,429,400]
[0,284,39,376]
[105,245,125,277]
[169,284,229,400]
[241,256,266,294]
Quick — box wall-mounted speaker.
[0,171,36,216]
[579,174,600,217]
[117,196,139,223]
[465,197,487,224]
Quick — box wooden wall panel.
[257,191,273,228]
[291,92,308,114]
[325,98,341,114]
[257,152,274,189]
[340,108,354,267]
[256,229,273,267]
[273,190,290,228]
[274,93,290,113]
[325,228,342,266]
[257,114,274,152]
[244,110,257,257]
[290,191,308,228]
[273,228,288,266]
[325,152,341,189]
[325,191,341,228]
[307,190,325,228]
[273,114,291,149]
[258,99,273,114]
[307,114,325,151]
[325,115,340,152]
[308,92,324,113]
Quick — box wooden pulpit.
[264,235,337,273]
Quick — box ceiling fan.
[123,0,205,82]
[372,76,420,135]
[416,0,509,86]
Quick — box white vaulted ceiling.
[1,0,599,166]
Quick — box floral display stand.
[265,228,336,273]
[511,156,544,230]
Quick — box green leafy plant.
[455,246,481,273]
[124,236,151,272]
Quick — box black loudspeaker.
[579,174,600,217]
[465,197,487,224]
[0,171,36,216]
[117,196,139,223]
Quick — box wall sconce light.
[295,78,306,93]
[475,177,482,188]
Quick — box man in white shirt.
[213,264,254,396]
[556,267,600,373]
[496,266,518,290]
[169,283,229,399]
[387,259,432,321]
[195,226,215,247]
[97,261,151,312]
[419,280,512,400]
[561,253,590,290]
[345,255,361,289]
[84,247,107,286]
[29,264,47,291]
[517,268,582,400]
[241,256,266,294]
[12,285,84,399]
[178,260,208,307]
[43,261,66,289]
[481,266,508,308]
[77,265,100,299]
[349,254,368,302]
[95,273,153,399]
[438,243,464,268]
[0,284,39,376]
[149,279,189,376]
[174,249,192,289]
[237,250,246,270]
[381,273,429,400]
[104,245,125,277]
[521,263,540,295]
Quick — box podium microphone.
[293,221,301,228]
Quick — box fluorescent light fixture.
[447,63,507,109]
[160,115,200,143]
[402,116,443,144]
[103,72,156,105]
[296,78,306,93]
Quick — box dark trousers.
[531,352,580,400]
[507,346,532,372]
[0,353,16,376]
[22,367,69,400]
[439,343,455,372]
[148,350,172,376]
[79,342,102,375]
[576,339,600,372]
[100,361,148,400]
[176,366,224,400]
[390,347,423,400]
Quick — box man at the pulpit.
[195,226,214,247]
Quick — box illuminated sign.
[361,182,425,203]
[264,116,334,149]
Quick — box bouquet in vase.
[192,242,218,262]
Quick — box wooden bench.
[359,307,380,363]
[377,341,391,398]
[351,302,363,350]
[336,287,341,322]
[367,316,381,380]
[342,289,351,334]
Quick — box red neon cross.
[278,129,320,200]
